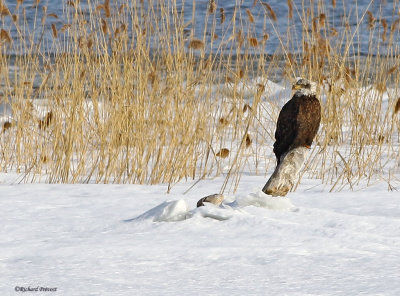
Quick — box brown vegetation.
[0,0,398,192]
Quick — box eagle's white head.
[292,77,317,97]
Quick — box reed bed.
[0,0,399,192]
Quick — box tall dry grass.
[0,0,398,192]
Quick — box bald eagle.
[273,78,321,165]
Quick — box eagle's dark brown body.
[273,92,321,165]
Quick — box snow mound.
[132,199,189,222]
[188,203,233,221]
[131,200,233,222]
[131,190,297,223]
[235,190,297,211]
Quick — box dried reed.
[382,19,388,42]
[248,37,258,47]
[246,9,255,23]
[395,98,400,114]
[216,149,230,158]
[367,11,375,29]
[0,0,397,192]
[288,0,293,19]
[51,24,58,38]
[188,39,204,50]
[262,2,277,22]
[0,29,11,44]
[209,0,216,14]
[220,8,225,24]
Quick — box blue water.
[2,0,399,56]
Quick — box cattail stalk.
[51,23,58,38]
[220,8,225,24]
[246,9,255,23]
[262,2,277,22]
[288,0,293,19]
[208,0,216,14]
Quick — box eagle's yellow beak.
[292,84,302,90]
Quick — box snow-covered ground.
[0,76,399,295]
[1,173,400,295]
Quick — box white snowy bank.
[1,175,400,295]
